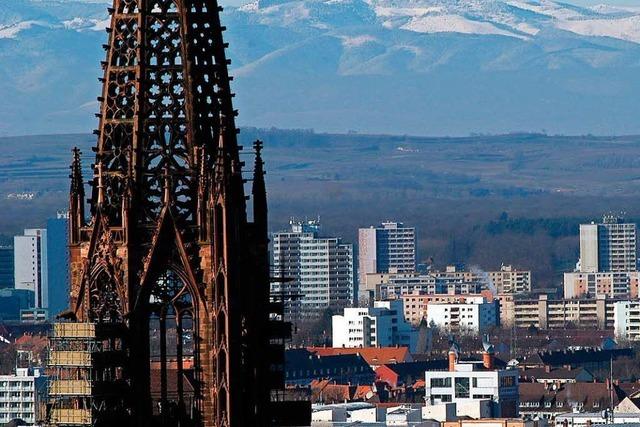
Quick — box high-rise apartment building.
[566,215,638,298]
[358,222,416,301]
[47,211,69,317]
[14,229,48,310]
[579,214,637,273]
[0,246,14,289]
[272,220,354,319]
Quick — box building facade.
[614,300,640,340]
[425,298,498,334]
[509,295,617,330]
[364,272,484,301]
[563,271,639,299]
[402,291,495,326]
[332,300,419,351]
[579,215,637,274]
[0,246,14,289]
[0,367,46,425]
[433,265,531,295]
[14,229,48,310]
[425,350,519,417]
[46,211,69,318]
[273,220,354,319]
[358,222,416,300]
[567,215,638,298]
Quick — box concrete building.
[425,345,519,417]
[425,298,498,334]
[0,367,47,425]
[432,265,532,295]
[47,211,69,317]
[614,300,640,341]
[272,220,354,320]
[579,215,637,274]
[332,300,420,352]
[364,272,484,301]
[563,271,639,299]
[14,229,48,310]
[0,246,14,289]
[401,291,495,326]
[358,222,416,301]
[566,215,638,299]
[509,295,617,330]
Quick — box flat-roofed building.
[272,219,354,320]
[511,295,619,330]
[358,222,416,302]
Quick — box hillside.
[2,130,640,288]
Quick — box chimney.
[482,350,494,370]
[481,334,494,370]
[545,365,551,373]
[448,350,457,372]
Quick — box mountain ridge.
[0,0,639,136]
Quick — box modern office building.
[0,367,47,425]
[426,298,498,334]
[332,300,419,351]
[14,229,48,309]
[47,211,69,317]
[0,246,14,289]
[358,222,416,300]
[272,219,354,320]
[425,344,519,417]
[579,215,637,274]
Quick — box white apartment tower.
[580,215,637,273]
[14,229,48,309]
[272,220,354,320]
[358,222,416,300]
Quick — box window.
[500,376,515,387]
[455,377,470,398]
[431,377,452,388]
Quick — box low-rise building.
[0,367,47,425]
[519,367,594,384]
[308,347,413,369]
[510,295,618,330]
[285,349,375,386]
[332,300,421,352]
[365,272,484,301]
[554,411,640,427]
[433,265,532,295]
[425,298,498,334]
[425,343,519,418]
[402,291,495,326]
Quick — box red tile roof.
[307,347,413,366]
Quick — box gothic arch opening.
[147,269,198,426]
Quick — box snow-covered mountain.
[1,0,640,136]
